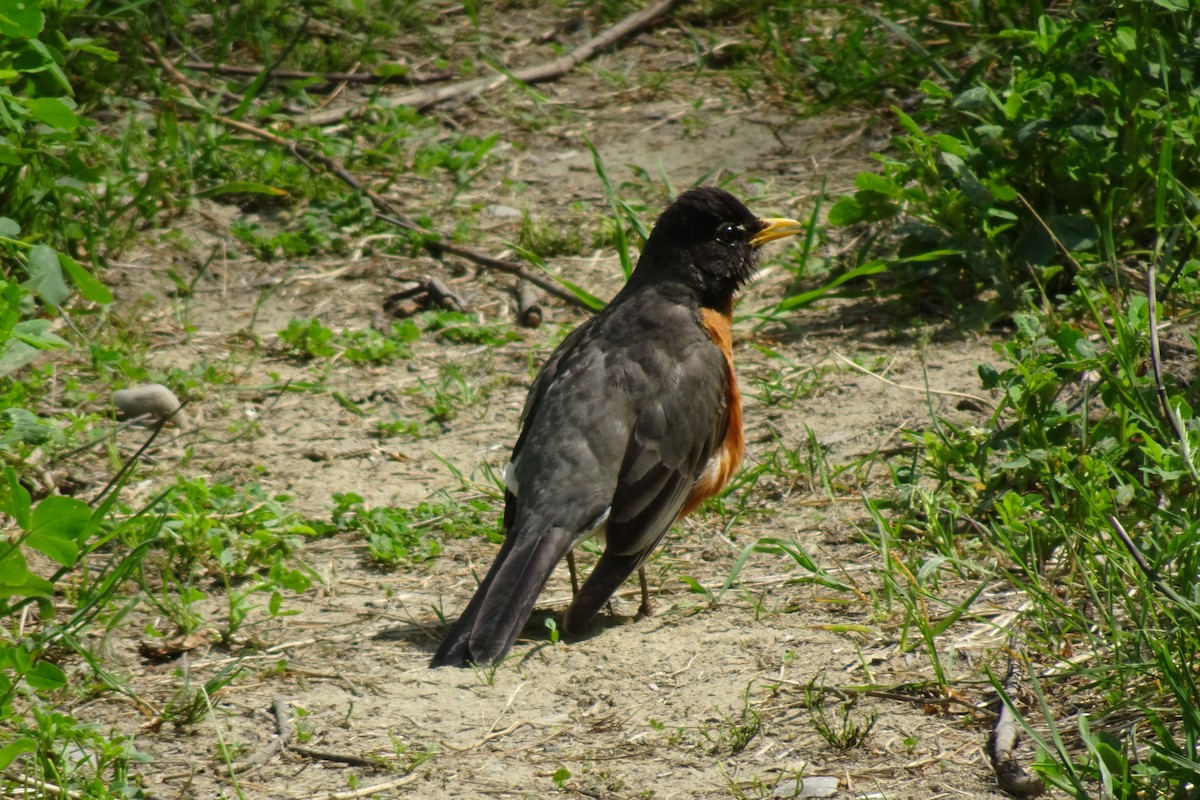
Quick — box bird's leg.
[566,550,580,595]
[637,566,652,618]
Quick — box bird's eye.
[715,222,743,245]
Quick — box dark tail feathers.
[430,527,572,667]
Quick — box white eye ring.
[715,222,744,245]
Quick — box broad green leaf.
[0,339,40,376]
[24,96,82,130]
[390,319,420,342]
[918,79,951,99]
[0,0,44,38]
[25,530,76,567]
[1113,27,1136,52]
[28,495,91,565]
[1,468,31,529]
[13,319,69,349]
[1,408,54,446]
[891,106,924,138]
[24,245,70,307]
[26,660,67,690]
[0,543,32,586]
[32,495,91,538]
[0,217,19,238]
[59,253,113,304]
[64,37,118,62]
[0,142,21,166]
[951,86,990,110]
[0,562,52,597]
[854,172,899,196]
[0,737,36,771]
[826,196,863,226]
[16,40,71,94]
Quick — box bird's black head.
[631,186,802,309]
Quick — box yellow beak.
[749,217,805,249]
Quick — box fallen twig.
[149,34,600,312]
[420,237,592,310]
[1109,516,1200,622]
[288,744,380,769]
[237,697,382,772]
[1146,262,1200,483]
[307,0,685,124]
[516,282,544,327]
[178,61,456,88]
[444,719,534,752]
[3,770,83,800]
[987,657,1046,797]
[143,36,247,109]
[196,109,593,310]
[425,276,467,312]
[386,277,467,317]
[296,774,419,800]
[834,353,996,410]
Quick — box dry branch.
[179,61,456,89]
[296,775,419,800]
[3,770,84,800]
[306,0,685,124]
[421,237,593,311]
[237,697,382,772]
[187,108,594,310]
[1146,263,1200,483]
[987,658,1046,797]
[147,19,609,313]
[516,282,544,327]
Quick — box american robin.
[430,186,802,667]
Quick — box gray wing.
[562,324,730,633]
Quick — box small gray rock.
[486,204,522,219]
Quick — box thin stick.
[178,61,455,87]
[89,401,189,508]
[2,770,84,800]
[1146,262,1200,482]
[516,282,544,327]
[422,237,590,310]
[202,110,593,310]
[987,656,1046,797]
[307,0,684,124]
[296,774,419,800]
[149,36,598,312]
[834,353,995,409]
[287,744,379,768]
[1109,516,1200,621]
[1016,192,1084,276]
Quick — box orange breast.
[679,304,744,519]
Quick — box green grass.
[700,2,1200,794]
[328,492,501,570]
[277,318,421,363]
